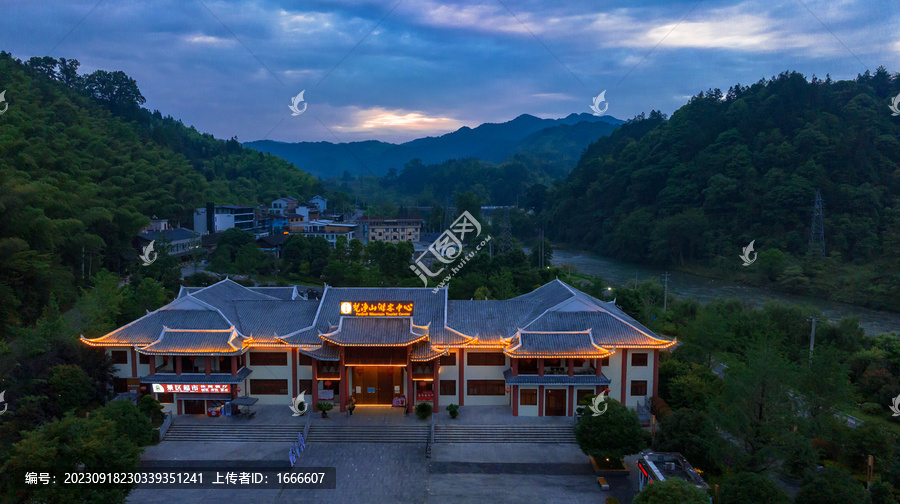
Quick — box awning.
[140,367,252,384]
[230,396,259,406]
[174,393,233,401]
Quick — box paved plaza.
[127,406,639,503]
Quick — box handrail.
[157,413,173,441]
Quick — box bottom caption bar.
[21,467,336,489]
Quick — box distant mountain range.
[244,113,623,178]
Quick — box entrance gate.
[353,367,401,404]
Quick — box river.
[551,249,900,336]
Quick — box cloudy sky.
[4,0,898,143]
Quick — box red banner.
[154,383,231,394]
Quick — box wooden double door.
[353,367,400,404]
[545,389,567,416]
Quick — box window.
[111,350,128,364]
[467,353,506,366]
[600,357,610,366]
[157,392,174,404]
[631,380,648,397]
[298,354,312,366]
[439,380,456,396]
[467,380,506,396]
[112,377,128,393]
[298,379,313,395]
[139,354,151,365]
[251,379,288,395]
[520,389,537,405]
[631,353,649,367]
[251,352,287,366]
[440,352,457,366]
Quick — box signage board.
[153,383,232,394]
[341,301,413,317]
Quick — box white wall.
[463,350,509,406]
[438,350,459,406]
[247,350,291,405]
[605,351,624,403]
[518,386,539,416]
[623,351,654,408]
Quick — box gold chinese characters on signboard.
[343,301,414,317]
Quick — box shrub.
[650,396,672,418]
[415,402,433,420]
[719,472,790,504]
[861,402,883,415]
[139,395,165,422]
[632,478,709,504]
[575,398,646,461]
[316,402,333,413]
[605,498,620,504]
[795,467,872,504]
[446,404,459,419]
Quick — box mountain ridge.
[244,112,623,178]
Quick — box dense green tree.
[574,398,647,461]
[652,408,723,474]
[48,364,93,413]
[631,478,710,504]
[795,467,872,504]
[94,400,153,447]
[719,471,791,504]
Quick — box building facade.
[359,217,422,244]
[82,279,674,417]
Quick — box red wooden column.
[311,357,319,405]
[567,359,574,377]
[177,400,183,415]
[652,350,660,397]
[130,349,138,377]
[231,356,238,376]
[538,385,544,417]
[175,356,182,375]
[620,349,628,405]
[567,385,574,416]
[291,349,299,398]
[149,356,155,376]
[458,349,465,406]
[406,347,414,414]
[511,358,518,376]
[433,360,440,412]
[538,359,545,377]
[205,357,211,376]
[512,385,519,416]
[339,348,347,413]
[596,357,603,394]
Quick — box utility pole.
[662,272,670,312]
[808,316,817,363]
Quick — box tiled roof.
[523,311,675,349]
[138,328,247,356]
[81,309,232,347]
[320,317,430,346]
[233,300,318,343]
[247,286,297,300]
[503,368,611,386]
[446,300,530,342]
[141,367,252,384]
[410,341,448,361]
[505,330,613,358]
[298,344,340,361]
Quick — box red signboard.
[342,301,413,317]
[153,383,231,394]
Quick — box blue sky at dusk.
[4,0,897,143]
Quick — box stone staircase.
[163,423,303,443]
[433,425,576,444]
[306,424,429,443]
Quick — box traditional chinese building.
[81,279,675,417]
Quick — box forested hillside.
[545,70,900,310]
[0,52,321,336]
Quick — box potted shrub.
[415,402,433,420]
[316,402,333,418]
[446,404,459,419]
